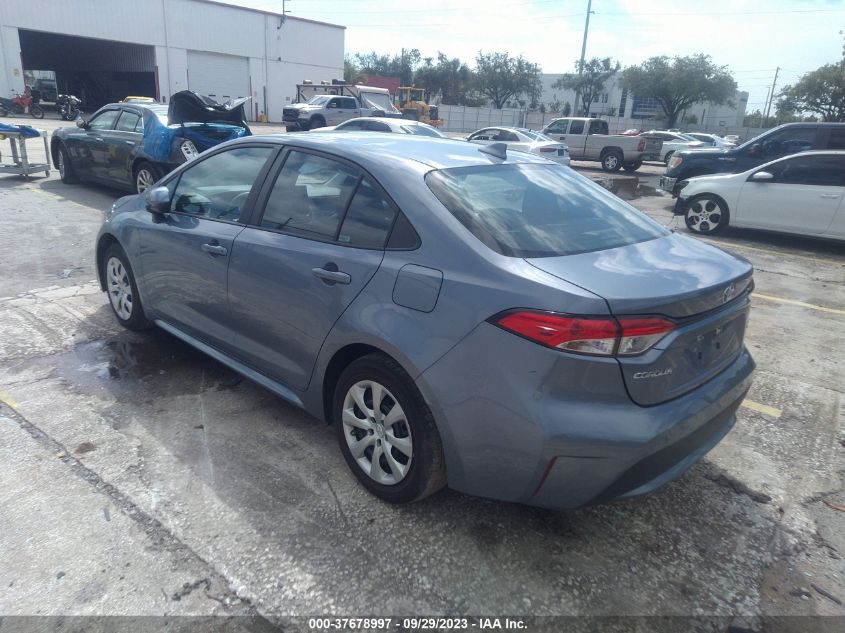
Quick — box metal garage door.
[187,51,249,105]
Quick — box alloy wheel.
[686,197,724,233]
[136,169,154,193]
[342,380,413,485]
[106,256,133,321]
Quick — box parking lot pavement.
[1,143,844,630]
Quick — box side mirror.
[145,186,170,213]
[750,171,773,182]
[76,117,88,129]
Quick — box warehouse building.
[0,0,344,121]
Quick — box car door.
[227,148,394,390]
[105,108,144,187]
[64,108,120,181]
[543,119,569,143]
[736,154,845,234]
[136,144,276,351]
[563,119,587,158]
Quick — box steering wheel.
[217,190,251,219]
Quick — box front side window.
[337,120,366,131]
[169,146,273,221]
[756,128,817,158]
[426,164,668,258]
[88,110,120,130]
[338,179,398,248]
[545,120,567,134]
[260,151,359,240]
[401,124,443,137]
[766,155,845,187]
[366,120,392,132]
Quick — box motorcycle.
[0,88,45,119]
[57,94,82,121]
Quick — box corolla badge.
[722,283,736,304]
[633,368,673,379]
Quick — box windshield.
[307,96,331,106]
[426,164,668,258]
[401,124,444,137]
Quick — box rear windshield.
[425,164,668,257]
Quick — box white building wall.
[0,0,344,122]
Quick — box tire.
[623,160,643,172]
[601,150,623,172]
[663,150,674,165]
[102,244,153,330]
[334,353,446,504]
[56,144,80,184]
[684,194,729,235]
[134,161,157,194]
[30,104,45,119]
[309,115,326,130]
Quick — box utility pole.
[574,0,593,116]
[764,66,780,122]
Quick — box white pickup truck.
[282,82,404,131]
[541,117,663,172]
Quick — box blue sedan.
[51,91,251,194]
[94,133,754,508]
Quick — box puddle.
[590,175,669,201]
[51,330,239,398]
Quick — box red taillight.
[493,311,675,356]
[637,138,646,151]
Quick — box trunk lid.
[168,91,250,128]
[527,233,753,405]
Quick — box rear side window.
[338,179,397,248]
[260,151,359,240]
[115,111,141,132]
[589,120,608,135]
[425,164,668,258]
[568,120,585,134]
[826,129,845,150]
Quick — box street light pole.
[575,0,593,115]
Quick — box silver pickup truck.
[541,117,662,172]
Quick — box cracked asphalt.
[0,118,843,632]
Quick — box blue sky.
[229,0,845,113]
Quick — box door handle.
[94,137,104,142]
[124,140,134,145]
[820,193,840,199]
[312,266,351,285]
[201,243,228,256]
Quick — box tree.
[561,101,572,116]
[413,53,474,105]
[553,57,620,116]
[473,51,542,109]
[776,63,845,122]
[343,57,367,85]
[353,49,421,86]
[621,54,736,127]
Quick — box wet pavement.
[0,134,844,632]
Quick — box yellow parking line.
[0,389,20,411]
[698,239,842,267]
[741,399,782,419]
[752,293,845,316]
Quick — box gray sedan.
[95,133,755,508]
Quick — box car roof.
[250,132,552,171]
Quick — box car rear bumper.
[418,322,755,509]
